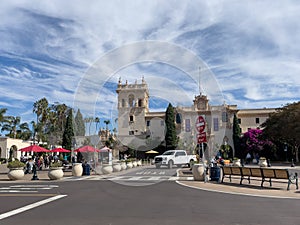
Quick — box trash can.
[82,163,90,176]
[210,166,220,181]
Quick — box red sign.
[197,133,207,144]
[196,116,205,133]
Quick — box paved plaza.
[0,163,299,199]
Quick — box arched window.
[176,113,182,124]
[128,94,135,107]
[138,99,143,107]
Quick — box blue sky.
[0,0,299,131]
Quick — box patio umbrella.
[74,145,98,153]
[99,146,111,152]
[19,145,50,153]
[51,147,71,153]
[145,150,159,154]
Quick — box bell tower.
[116,77,149,137]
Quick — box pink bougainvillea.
[241,128,274,156]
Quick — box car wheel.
[168,160,173,169]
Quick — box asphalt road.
[0,167,299,225]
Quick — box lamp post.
[284,143,288,163]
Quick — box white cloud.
[0,0,299,123]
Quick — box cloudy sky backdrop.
[1,0,299,130]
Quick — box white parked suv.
[154,150,197,169]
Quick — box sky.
[1,0,300,132]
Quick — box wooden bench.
[221,166,299,190]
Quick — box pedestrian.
[246,152,251,164]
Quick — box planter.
[259,159,268,167]
[102,164,113,174]
[137,160,142,166]
[233,159,241,167]
[126,161,133,169]
[48,167,64,180]
[112,163,122,172]
[120,162,127,170]
[7,168,25,180]
[132,161,137,167]
[192,163,205,181]
[72,163,83,176]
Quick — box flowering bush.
[241,128,274,157]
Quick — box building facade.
[116,78,275,159]
[0,137,32,160]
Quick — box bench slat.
[274,169,289,179]
[261,168,276,178]
[250,168,262,177]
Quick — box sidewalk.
[0,163,73,182]
[1,163,300,199]
[177,164,300,199]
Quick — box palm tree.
[1,116,30,139]
[33,98,49,139]
[33,98,49,124]
[84,116,94,136]
[95,117,100,134]
[0,108,7,134]
[104,120,111,138]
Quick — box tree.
[74,109,85,136]
[33,98,49,142]
[1,116,30,140]
[165,103,178,150]
[62,109,74,150]
[0,108,7,133]
[33,98,49,125]
[104,119,111,139]
[232,113,242,158]
[84,116,94,136]
[261,101,300,162]
[95,117,100,134]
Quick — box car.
[154,150,197,169]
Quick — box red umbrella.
[51,148,71,153]
[74,145,98,153]
[19,145,50,152]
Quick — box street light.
[284,143,288,162]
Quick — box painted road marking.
[0,195,67,220]
[0,194,58,197]
[0,185,59,193]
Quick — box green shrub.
[7,160,25,169]
[50,161,63,168]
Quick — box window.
[128,94,135,107]
[138,99,143,107]
[176,113,182,124]
[185,119,190,132]
[256,118,260,124]
[146,120,150,126]
[213,118,219,131]
[129,131,134,135]
[238,118,241,124]
[129,115,134,122]
[121,99,125,107]
[175,151,186,156]
[160,120,164,126]
[222,112,228,122]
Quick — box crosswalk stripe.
[62,175,193,181]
